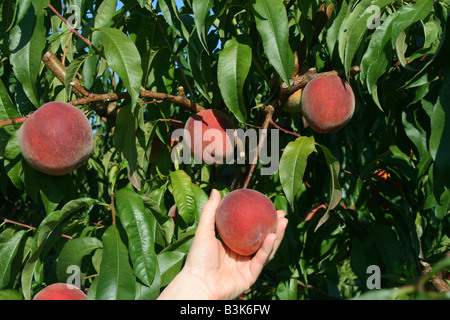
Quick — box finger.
[196,189,221,234]
[249,233,278,278]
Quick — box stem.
[0,116,28,129]
[47,4,102,56]
[110,193,116,224]
[270,119,301,137]
[0,216,73,239]
[242,105,274,189]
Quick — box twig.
[270,119,301,137]
[42,51,88,97]
[0,116,28,129]
[70,90,205,113]
[242,105,275,189]
[47,4,102,56]
[110,193,116,225]
[420,261,450,293]
[0,216,73,239]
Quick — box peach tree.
[0,0,449,300]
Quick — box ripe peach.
[18,102,94,175]
[283,88,303,113]
[33,283,87,300]
[301,75,355,133]
[215,189,278,256]
[183,109,235,164]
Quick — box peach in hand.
[215,189,278,256]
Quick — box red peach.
[183,109,235,164]
[301,75,355,133]
[18,102,94,175]
[215,189,278,256]
[33,283,87,300]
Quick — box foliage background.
[0,0,449,300]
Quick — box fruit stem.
[0,116,28,129]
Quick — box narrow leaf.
[0,230,26,288]
[252,0,294,84]
[218,35,252,123]
[95,225,136,300]
[279,136,316,209]
[169,170,197,226]
[193,0,213,51]
[97,27,143,111]
[116,187,158,287]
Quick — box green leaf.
[113,104,144,190]
[0,230,26,288]
[338,0,372,67]
[21,198,98,299]
[9,2,47,107]
[0,79,20,159]
[193,0,213,51]
[341,0,396,77]
[3,130,22,189]
[360,12,397,109]
[64,54,92,99]
[56,237,103,284]
[391,0,435,67]
[217,35,252,123]
[279,136,316,210]
[95,225,136,300]
[314,144,342,231]
[97,27,143,111]
[169,170,197,226]
[82,0,118,89]
[429,67,450,188]
[21,210,63,299]
[157,251,185,287]
[115,187,158,287]
[252,0,295,84]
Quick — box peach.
[283,88,303,113]
[33,283,87,300]
[215,189,278,256]
[183,109,235,164]
[167,203,178,221]
[18,102,94,175]
[301,75,355,133]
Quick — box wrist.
[157,269,216,300]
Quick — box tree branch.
[70,90,205,113]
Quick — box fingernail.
[210,189,219,201]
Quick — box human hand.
[157,189,288,300]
